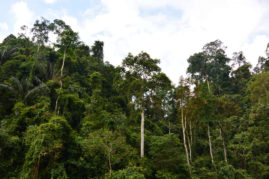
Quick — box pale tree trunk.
[187,119,193,162]
[54,49,66,114]
[208,123,214,164]
[37,43,40,53]
[181,102,191,174]
[54,96,59,113]
[60,49,66,79]
[187,131,192,162]
[206,78,214,165]
[219,127,227,163]
[189,120,192,146]
[184,115,191,163]
[207,78,211,94]
[140,108,145,158]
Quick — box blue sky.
[1,0,269,83]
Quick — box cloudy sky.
[0,0,269,84]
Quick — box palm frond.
[0,84,16,94]
[24,83,49,101]
[11,77,23,95]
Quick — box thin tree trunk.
[54,96,59,113]
[219,127,227,163]
[141,108,144,158]
[60,49,66,78]
[207,78,211,94]
[189,120,192,162]
[206,78,214,165]
[190,120,193,146]
[108,148,112,176]
[37,43,40,53]
[187,131,192,162]
[208,123,214,164]
[181,102,191,174]
[54,49,66,114]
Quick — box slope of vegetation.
[0,18,268,178]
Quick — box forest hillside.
[0,18,269,178]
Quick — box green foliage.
[0,19,268,179]
[148,134,188,177]
[79,129,137,177]
[21,116,71,178]
[187,40,232,94]
[247,72,269,105]
[109,166,145,179]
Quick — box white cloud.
[11,1,34,34]
[242,35,269,66]
[44,0,57,4]
[0,22,8,31]
[0,22,9,42]
[72,0,269,83]
[9,0,269,84]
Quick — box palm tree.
[0,46,18,65]
[0,77,49,104]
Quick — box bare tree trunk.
[181,103,191,174]
[184,116,192,162]
[37,43,40,53]
[219,127,227,163]
[207,79,211,94]
[60,49,66,79]
[141,108,144,158]
[206,78,214,165]
[54,96,59,113]
[54,49,66,114]
[208,123,214,164]
[187,132,192,162]
[190,120,193,146]
[187,119,193,162]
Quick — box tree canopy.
[0,18,268,178]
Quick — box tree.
[177,77,192,174]
[0,77,49,104]
[231,63,252,94]
[187,40,232,166]
[187,40,231,95]
[148,134,188,178]
[52,19,80,113]
[121,52,161,158]
[91,40,104,62]
[21,116,71,179]
[0,45,18,65]
[232,51,247,68]
[80,129,136,177]
[31,17,52,52]
[247,72,269,105]
[254,43,269,73]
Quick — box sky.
[0,0,269,84]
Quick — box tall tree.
[121,52,161,158]
[31,17,52,52]
[187,40,231,95]
[52,19,80,113]
[177,77,192,174]
[187,40,232,165]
